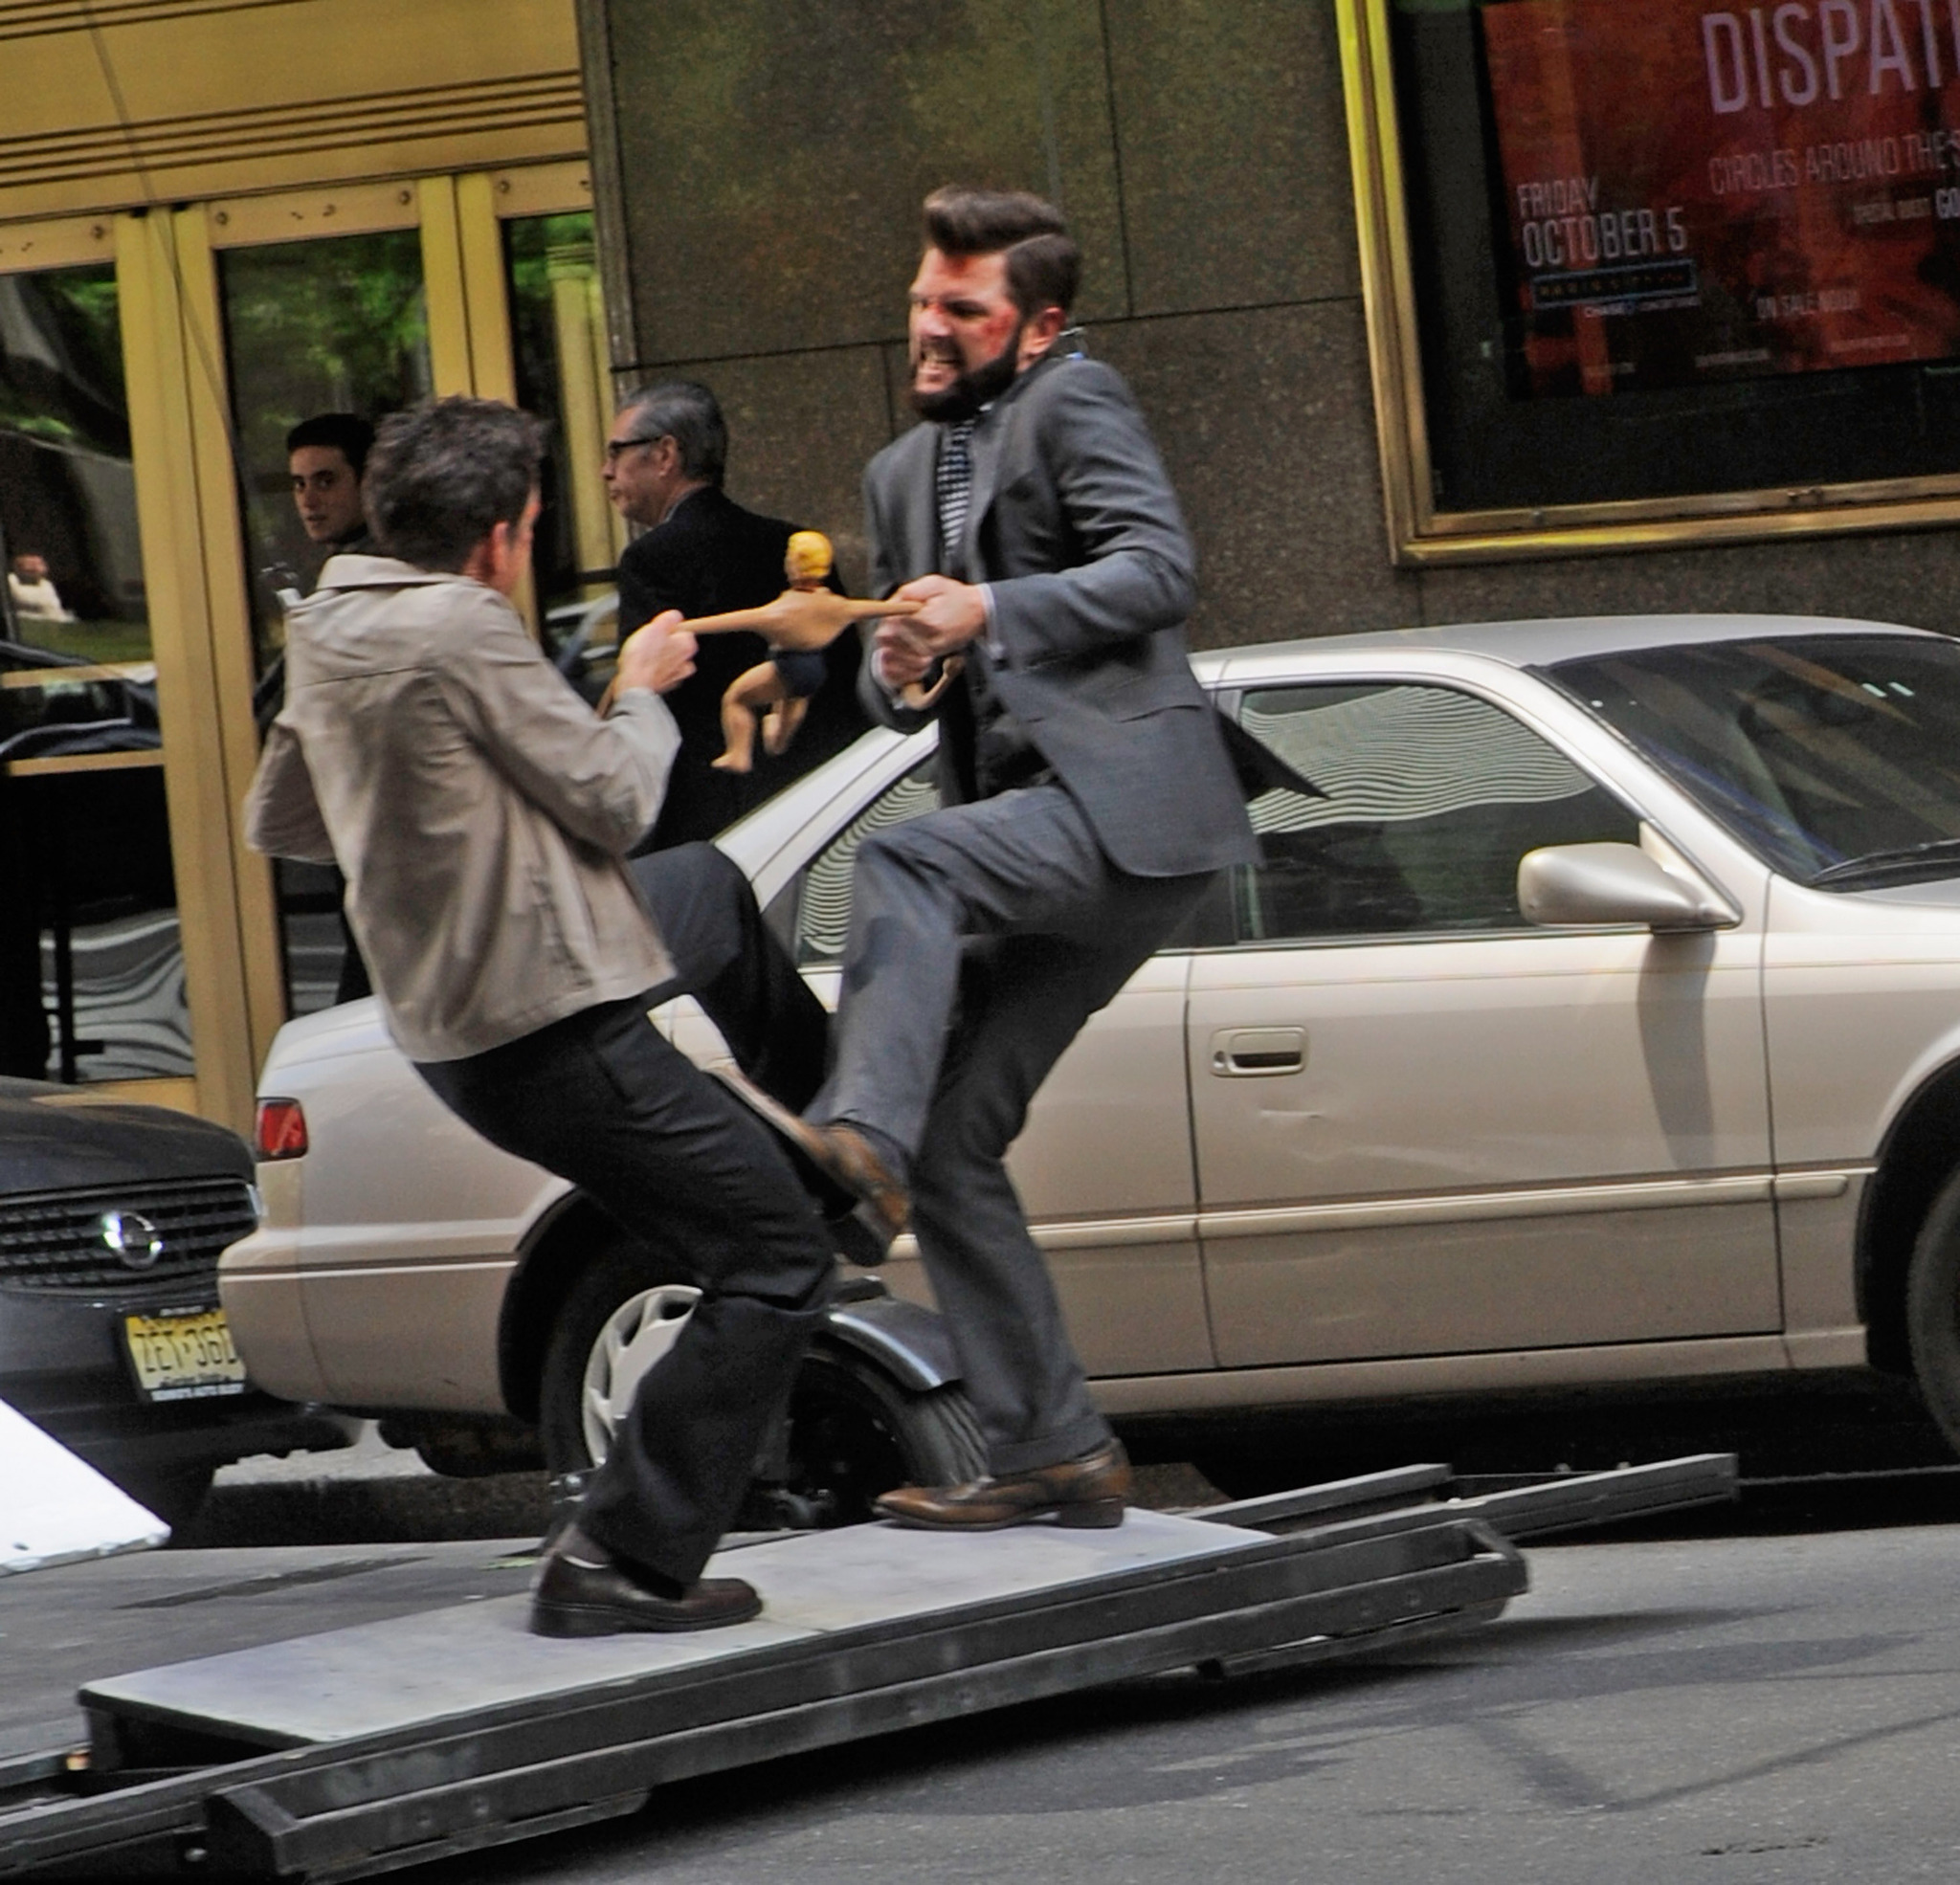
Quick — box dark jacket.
[859,353,1258,879]
[617,486,869,847]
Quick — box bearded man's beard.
[910,328,1023,421]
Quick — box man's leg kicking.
[871,873,1213,1530]
[805,786,1138,1205]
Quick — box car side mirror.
[1517,842,1736,931]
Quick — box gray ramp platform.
[3,1501,1522,1883]
[82,1510,1274,1750]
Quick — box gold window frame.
[1339,0,1960,566]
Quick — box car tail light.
[256,1098,308,1161]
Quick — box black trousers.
[628,843,827,1112]
[416,844,835,1584]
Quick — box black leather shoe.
[875,1439,1131,1532]
[530,1531,762,1637]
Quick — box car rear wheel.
[537,1241,984,1525]
[1906,1165,1960,1454]
[779,1350,983,1526]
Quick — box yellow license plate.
[122,1309,249,1402]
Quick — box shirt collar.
[315,553,477,589]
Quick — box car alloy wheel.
[576,1281,701,1467]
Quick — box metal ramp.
[0,1454,1735,1883]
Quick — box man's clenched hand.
[614,610,698,697]
[883,574,987,656]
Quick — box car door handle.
[1209,1028,1306,1076]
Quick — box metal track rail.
[1200,1452,1741,1541]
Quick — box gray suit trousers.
[813,783,1213,1474]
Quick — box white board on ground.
[0,1398,166,1576]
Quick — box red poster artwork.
[1481,0,1960,394]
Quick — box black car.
[0,1077,351,1522]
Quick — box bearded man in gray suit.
[779,186,1258,1531]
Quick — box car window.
[1545,634,1960,889]
[1234,682,1640,941]
[767,761,942,965]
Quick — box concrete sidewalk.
[185,1424,556,1547]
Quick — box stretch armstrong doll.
[598,531,959,765]
[697,531,959,772]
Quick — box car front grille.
[0,1178,257,1294]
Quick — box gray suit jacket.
[859,352,1258,879]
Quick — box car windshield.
[1542,633,1960,890]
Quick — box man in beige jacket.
[246,396,837,1636]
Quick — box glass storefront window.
[1386,0,1960,516]
[1,259,189,1084]
[219,229,432,675]
[218,228,432,1019]
[504,210,622,688]
[0,262,148,659]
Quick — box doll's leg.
[761,651,826,758]
[762,694,809,756]
[900,654,965,712]
[713,662,787,772]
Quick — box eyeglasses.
[603,433,663,464]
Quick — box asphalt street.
[402,1516,1960,1885]
[6,1455,1960,1883]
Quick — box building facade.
[12,0,1960,1128]
[5,0,615,1128]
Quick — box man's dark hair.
[923,186,1080,320]
[362,398,545,572]
[616,380,727,487]
[284,411,375,477]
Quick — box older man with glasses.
[602,381,866,847]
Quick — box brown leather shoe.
[803,1122,909,1241]
[875,1439,1131,1532]
[530,1531,762,1637]
[710,1067,910,1243]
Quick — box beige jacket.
[245,555,679,1062]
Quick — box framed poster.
[1342,0,1960,561]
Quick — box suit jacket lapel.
[962,355,1062,576]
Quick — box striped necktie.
[935,419,975,574]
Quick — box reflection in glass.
[219,230,430,1020]
[0,262,148,660]
[766,764,942,965]
[219,229,431,676]
[4,764,189,1082]
[1550,634,1960,887]
[1235,684,1637,939]
[0,260,189,1083]
[505,211,623,686]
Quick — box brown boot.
[875,1440,1130,1532]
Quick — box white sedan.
[220,614,1960,1505]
